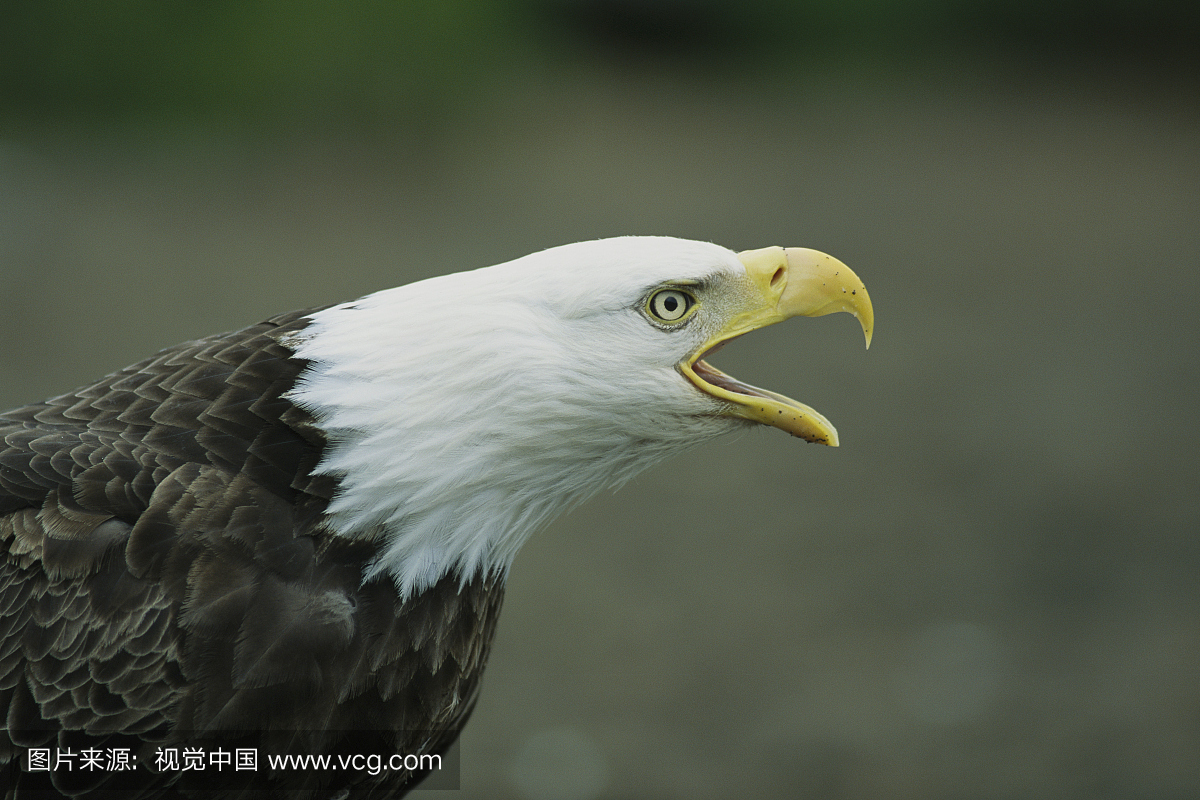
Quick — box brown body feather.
[0,311,503,797]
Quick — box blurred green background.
[2,2,1198,798]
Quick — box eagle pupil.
[664,296,678,312]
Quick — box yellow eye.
[647,289,695,323]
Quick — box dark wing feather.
[1,310,505,797]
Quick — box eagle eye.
[646,288,696,324]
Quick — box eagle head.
[286,236,873,598]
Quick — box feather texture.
[1,310,503,797]
[1,236,766,797]
[288,236,745,598]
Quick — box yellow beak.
[680,247,874,445]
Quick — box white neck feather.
[285,239,739,599]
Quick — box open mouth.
[680,336,840,445]
[687,338,776,401]
[690,357,771,400]
[679,245,873,446]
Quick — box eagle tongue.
[691,359,770,399]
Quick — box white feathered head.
[288,236,873,597]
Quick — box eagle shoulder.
[0,309,504,795]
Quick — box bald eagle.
[0,237,872,797]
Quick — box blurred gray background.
[2,2,1198,798]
